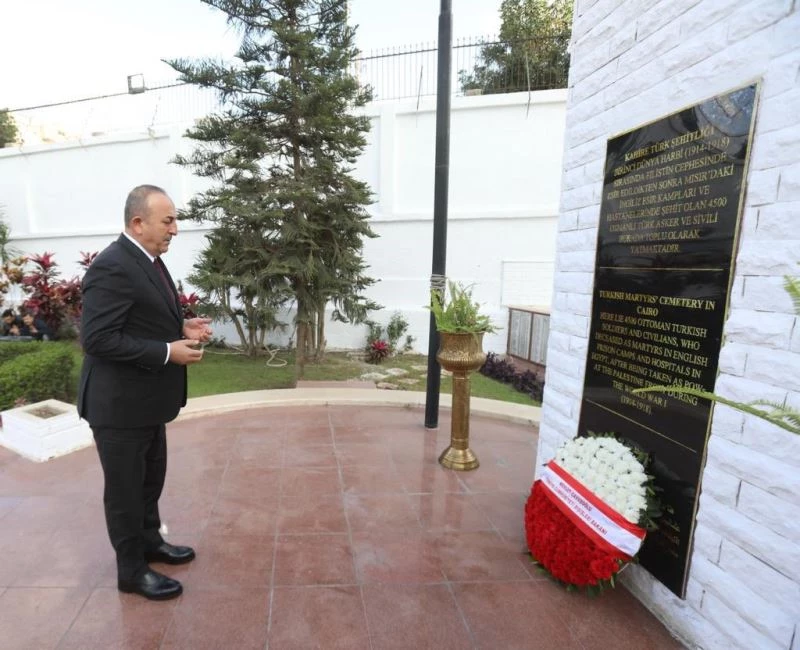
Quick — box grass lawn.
[66,344,540,406]
[191,348,539,406]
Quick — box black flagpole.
[424,0,453,429]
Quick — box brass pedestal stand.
[436,332,486,471]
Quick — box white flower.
[626,459,643,473]
[597,485,613,499]
[613,487,629,502]
[585,470,600,486]
[563,458,578,473]
[612,460,630,474]
[627,495,647,511]
[553,435,650,522]
[624,508,640,522]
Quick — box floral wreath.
[524,433,659,594]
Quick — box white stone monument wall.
[538,1,799,649]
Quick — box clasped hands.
[169,318,213,365]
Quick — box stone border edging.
[178,388,542,427]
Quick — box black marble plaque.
[577,84,758,597]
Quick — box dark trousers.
[92,424,167,580]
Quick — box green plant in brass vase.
[429,281,498,471]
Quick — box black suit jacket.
[78,234,187,428]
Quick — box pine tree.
[460,0,573,94]
[186,224,290,354]
[169,0,378,368]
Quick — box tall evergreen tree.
[460,0,573,94]
[169,0,378,368]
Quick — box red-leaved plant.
[367,339,390,363]
[18,251,96,337]
[175,280,200,320]
[179,292,200,320]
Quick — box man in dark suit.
[79,184,212,601]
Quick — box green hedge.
[0,341,42,364]
[0,342,75,410]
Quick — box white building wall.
[538,2,799,649]
[0,90,566,352]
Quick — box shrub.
[366,339,391,363]
[0,342,74,410]
[18,252,96,338]
[480,352,545,402]
[1,251,96,340]
[364,312,415,363]
[385,312,415,353]
[0,341,41,365]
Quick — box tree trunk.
[315,305,326,361]
[309,310,317,353]
[295,293,307,379]
[244,302,258,357]
[221,285,248,355]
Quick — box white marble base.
[0,399,92,462]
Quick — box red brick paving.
[0,405,684,649]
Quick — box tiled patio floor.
[0,404,684,649]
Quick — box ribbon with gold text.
[538,460,646,559]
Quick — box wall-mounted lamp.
[127,74,146,94]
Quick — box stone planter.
[0,399,92,462]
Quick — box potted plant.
[429,281,497,470]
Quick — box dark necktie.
[153,258,174,297]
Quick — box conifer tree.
[169,0,378,368]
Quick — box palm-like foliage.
[635,275,800,435]
[785,275,800,314]
[635,386,800,436]
[429,281,497,334]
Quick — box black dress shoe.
[118,568,183,600]
[144,541,196,565]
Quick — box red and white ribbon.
[539,461,646,559]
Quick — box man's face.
[22,314,33,326]
[131,192,178,257]
[2,315,13,325]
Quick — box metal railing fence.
[6,35,569,143]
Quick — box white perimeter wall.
[0,90,566,352]
[538,2,799,649]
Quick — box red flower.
[524,481,625,590]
